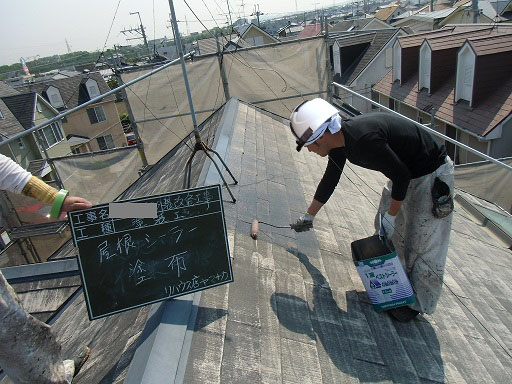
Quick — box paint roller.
[250,219,312,239]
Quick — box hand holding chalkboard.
[69,185,233,320]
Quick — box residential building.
[330,28,406,113]
[392,7,458,33]
[234,23,280,46]
[331,17,393,32]
[373,25,512,164]
[439,0,510,26]
[17,72,125,153]
[375,4,406,24]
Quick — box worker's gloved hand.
[290,213,314,232]
[379,212,396,239]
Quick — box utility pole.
[111,47,149,169]
[121,11,151,59]
[251,4,264,27]
[472,0,479,23]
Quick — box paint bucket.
[351,235,416,311]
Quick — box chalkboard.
[68,185,233,320]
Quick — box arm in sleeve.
[0,154,32,194]
[314,148,346,204]
[372,142,411,201]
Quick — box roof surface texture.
[2,99,512,383]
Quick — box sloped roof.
[375,5,400,21]
[336,29,399,85]
[331,18,373,32]
[16,72,114,110]
[425,27,496,50]
[0,81,20,97]
[297,23,323,38]
[373,69,512,137]
[4,98,512,383]
[0,83,26,139]
[1,93,36,129]
[467,32,512,55]
[196,34,237,55]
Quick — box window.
[97,135,115,150]
[39,122,64,149]
[0,109,3,119]
[87,106,106,124]
[85,79,101,98]
[389,98,395,111]
[17,138,25,149]
[371,89,379,110]
[36,103,42,112]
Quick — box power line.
[96,0,123,66]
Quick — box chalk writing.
[165,251,187,277]
[69,185,233,320]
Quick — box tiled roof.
[0,99,25,139]
[337,29,399,85]
[331,18,372,32]
[1,93,36,129]
[425,28,496,50]
[297,24,323,38]
[16,72,114,110]
[373,70,512,136]
[468,32,512,55]
[5,99,512,383]
[398,27,456,48]
[0,81,20,97]
[375,6,400,21]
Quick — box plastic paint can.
[351,235,416,311]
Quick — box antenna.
[167,0,237,202]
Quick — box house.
[392,7,459,33]
[3,98,511,383]
[331,17,392,32]
[439,0,510,26]
[330,28,406,113]
[196,34,238,55]
[235,23,280,46]
[373,25,512,164]
[0,81,71,176]
[17,72,125,153]
[375,4,406,24]
[297,23,330,39]
[277,22,304,38]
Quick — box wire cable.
[95,0,123,66]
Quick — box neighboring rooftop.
[2,98,511,383]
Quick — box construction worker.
[0,153,91,383]
[289,98,454,322]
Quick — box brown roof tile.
[468,33,512,55]
[375,6,400,21]
[373,70,512,136]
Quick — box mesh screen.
[51,147,142,205]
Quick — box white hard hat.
[289,98,339,151]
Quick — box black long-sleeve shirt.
[314,112,447,203]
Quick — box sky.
[0,0,350,66]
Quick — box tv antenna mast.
[167,0,237,202]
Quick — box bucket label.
[356,251,415,311]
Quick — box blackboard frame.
[68,184,233,320]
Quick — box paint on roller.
[251,219,259,239]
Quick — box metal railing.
[332,81,512,173]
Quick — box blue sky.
[0,0,348,65]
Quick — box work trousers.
[375,157,454,314]
[0,270,73,384]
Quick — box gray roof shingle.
[3,99,512,383]
[1,93,36,129]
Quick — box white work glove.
[379,212,396,239]
[290,213,314,232]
